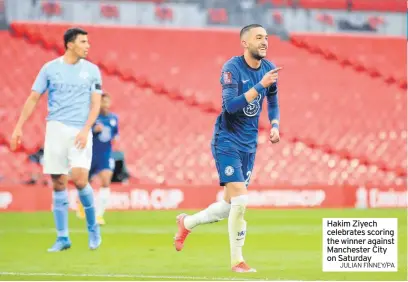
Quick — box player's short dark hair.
[63,27,88,49]
[102,92,110,99]
[240,24,264,38]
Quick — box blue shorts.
[89,155,115,179]
[211,144,256,187]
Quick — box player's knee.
[225,182,247,199]
[219,200,231,219]
[70,168,90,189]
[101,178,111,187]
[101,177,111,187]
[100,170,113,187]
[231,194,248,207]
[231,194,248,216]
[71,177,88,189]
[51,174,66,190]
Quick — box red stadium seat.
[41,1,62,16]
[208,8,228,24]
[100,4,120,19]
[316,14,335,26]
[368,16,385,29]
[155,5,173,21]
[272,11,284,24]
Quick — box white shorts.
[43,120,93,175]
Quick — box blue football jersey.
[211,56,278,153]
[92,113,119,156]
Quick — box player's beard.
[249,48,265,61]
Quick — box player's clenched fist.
[260,67,282,88]
[270,127,280,144]
[10,127,23,151]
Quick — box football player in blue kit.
[77,93,119,225]
[174,24,282,273]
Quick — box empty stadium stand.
[0,22,405,187]
[291,33,407,88]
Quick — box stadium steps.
[7,22,407,178]
[3,24,406,182]
[1,32,401,186]
[288,34,407,90]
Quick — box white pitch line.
[0,272,277,281]
[1,225,319,235]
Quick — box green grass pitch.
[0,209,406,281]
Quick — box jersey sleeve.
[265,60,280,126]
[114,115,119,138]
[267,80,280,127]
[91,66,103,94]
[31,64,49,94]
[220,63,248,114]
[266,60,278,98]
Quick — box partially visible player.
[77,93,119,225]
[10,27,102,252]
[173,24,281,272]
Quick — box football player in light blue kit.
[11,28,102,252]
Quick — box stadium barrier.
[0,184,405,211]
